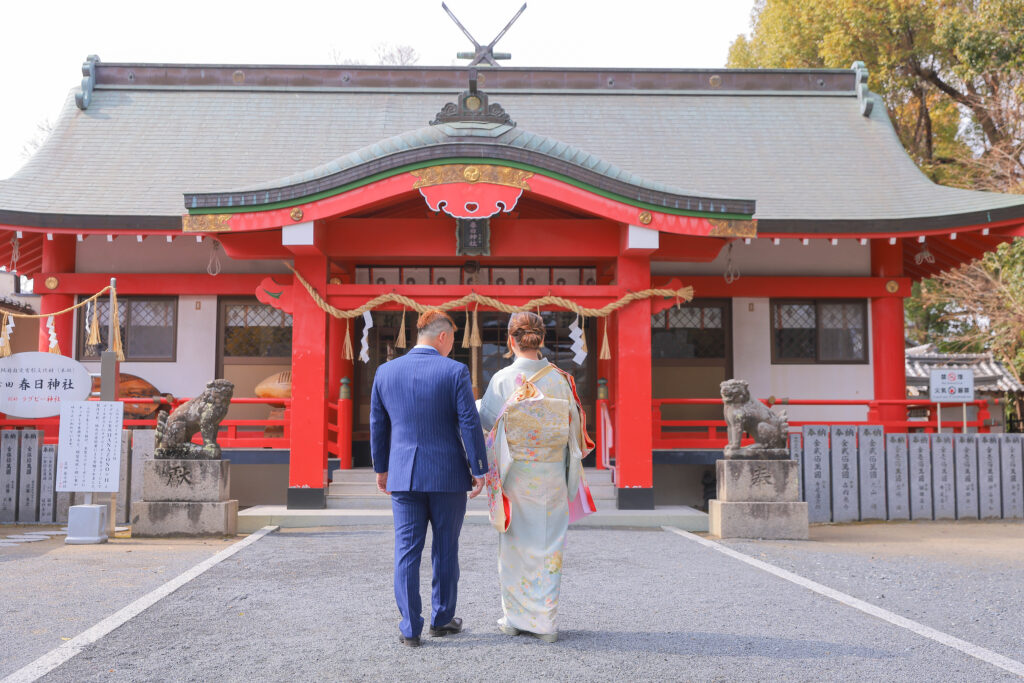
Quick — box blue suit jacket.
[370,346,488,492]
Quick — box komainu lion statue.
[155,379,234,459]
[720,379,790,459]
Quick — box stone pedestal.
[709,459,809,540]
[131,459,237,537]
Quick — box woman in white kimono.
[478,312,591,643]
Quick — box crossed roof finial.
[442,2,527,67]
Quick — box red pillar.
[38,236,76,354]
[287,254,329,508]
[328,314,354,469]
[614,251,654,509]
[870,240,906,428]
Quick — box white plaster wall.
[652,238,870,277]
[76,236,283,274]
[78,295,219,398]
[732,297,875,423]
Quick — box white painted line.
[663,526,1024,678]
[1,525,279,683]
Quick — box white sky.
[0,0,755,179]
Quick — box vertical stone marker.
[830,426,859,522]
[788,432,803,500]
[977,434,1002,519]
[885,434,910,520]
[858,426,885,521]
[117,430,131,524]
[131,430,156,511]
[18,430,42,522]
[908,433,933,520]
[931,434,956,520]
[0,431,19,523]
[803,426,831,523]
[39,445,57,523]
[1000,434,1023,519]
[954,434,979,519]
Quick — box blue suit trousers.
[391,491,467,638]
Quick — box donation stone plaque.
[977,435,1002,519]
[17,430,41,522]
[885,434,910,520]
[802,426,830,523]
[39,445,57,523]
[0,430,18,523]
[931,434,955,520]
[954,434,979,520]
[1000,434,1023,519]
[830,426,859,523]
[908,433,933,520]
[858,426,885,521]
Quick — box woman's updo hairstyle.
[507,311,545,352]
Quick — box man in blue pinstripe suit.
[370,309,488,648]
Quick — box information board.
[929,368,975,404]
[0,352,92,418]
[55,401,124,493]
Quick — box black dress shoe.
[399,635,421,648]
[429,617,463,637]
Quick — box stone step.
[328,483,380,496]
[332,467,616,485]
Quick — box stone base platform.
[132,500,238,537]
[708,500,809,540]
[143,459,230,502]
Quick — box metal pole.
[962,402,968,434]
[936,404,941,434]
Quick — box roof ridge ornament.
[851,60,873,117]
[430,68,515,126]
[75,55,100,111]
[443,1,526,67]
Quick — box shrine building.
[2,58,1024,511]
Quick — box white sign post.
[929,369,975,434]
[56,401,124,544]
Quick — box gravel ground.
[27,524,1020,682]
[721,520,1024,668]
[0,526,236,679]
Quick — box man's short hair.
[416,309,455,339]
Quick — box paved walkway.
[2,522,1023,682]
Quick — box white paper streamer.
[6,314,14,335]
[358,310,373,363]
[46,315,58,348]
[569,314,587,365]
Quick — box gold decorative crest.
[708,218,757,238]
[182,213,232,233]
[290,207,304,222]
[638,211,653,225]
[885,280,899,294]
[44,276,59,290]
[411,164,533,190]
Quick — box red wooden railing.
[0,397,292,448]
[651,397,994,450]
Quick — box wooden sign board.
[55,401,124,493]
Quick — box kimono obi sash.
[504,394,570,462]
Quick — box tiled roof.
[905,344,1024,394]
[2,63,1024,232]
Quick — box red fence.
[651,397,994,450]
[0,397,292,448]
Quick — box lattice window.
[772,300,866,364]
[77,297,176,361]
[223,302,292,358]
[652,302,727,359]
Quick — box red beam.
[323,284,627,310]
[37,273,291,295]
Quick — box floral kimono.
[479,357,592,636]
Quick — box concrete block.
[708,500,808,540]
[716,459,800,503]
[143,459,231,503]
[131,500,238,537]
[65,504,109,544]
